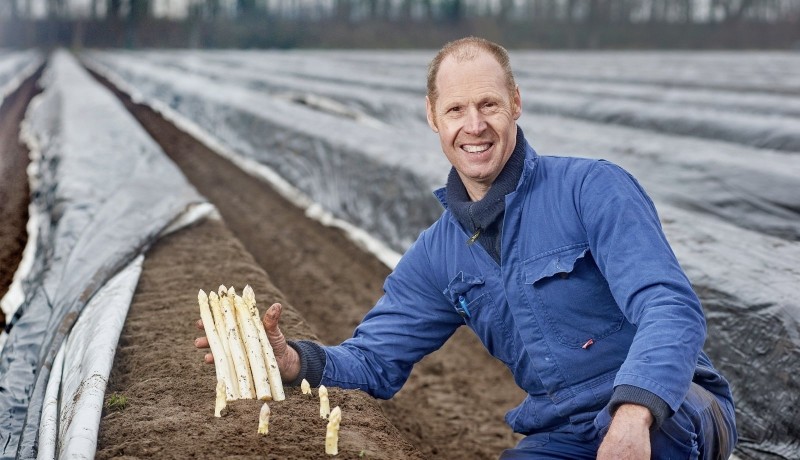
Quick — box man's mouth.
[461,143,492,153]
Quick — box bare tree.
[498,0,514,23]
[107,0,122,19]
[47,0,67,18]
[91,0,102,19]
[440,0,464,23]
[129,0,151,22]
[238,0,257,17]
[206,0,221,19]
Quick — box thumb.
[263,302,283,334]
[262,302,301,382]
[263,303,289,358]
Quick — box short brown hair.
[426,37,517,111]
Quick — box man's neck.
[444,127,527,264]
[464,181,491,202]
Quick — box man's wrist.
[613,403,654,428]
[609,384,670,429]
[285,340,326,387]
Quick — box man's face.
[426,51,522,199]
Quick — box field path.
[90,69,527,458]
[0,67,41,329]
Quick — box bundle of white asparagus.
[198,284,285,416]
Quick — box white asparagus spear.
[234,295,273,401]
[221,295,254,399]
[208,291,239,400]
[319,385,330,419]
[218,284,227,301]
[243,285,286,401]
[258,403,271,435]
[325,406,342,456]
[215,381,227,417]
[301,379,311,395]
[197,290,237,402]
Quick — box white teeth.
[463,144,490,153]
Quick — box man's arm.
[317,234,463,398]
[578,161,707,451]
[197,230,463,399]
[580,161,705,408]
[597,404,653,460]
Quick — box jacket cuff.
[608,384,671,430]
[286,340,326,388]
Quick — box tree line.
[1,0,799,49]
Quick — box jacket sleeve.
[320,230,463,399]
[579,160,706,415]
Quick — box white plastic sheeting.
[0,50,43,351]
[82,56,403,270]
[0,50,209,459]
[82,51,446,253]
[84,49,800,459]
[37,256,142,459]
[0,50,42,106]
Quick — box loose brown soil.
[0,64,530,459]
[0,67,42,329]
[96,218,422,459]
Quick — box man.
[196,37,737,458]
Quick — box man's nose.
[463,106,486,134]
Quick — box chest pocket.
[524,244,624,348]
[443,272,514,366]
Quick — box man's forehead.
[437,52,504,87]
[440,47,496,68]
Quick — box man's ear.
[512,86,522,120]
[425,96,439,132]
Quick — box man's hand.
[194,302,301,382]
[597,404,653,460]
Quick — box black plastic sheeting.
[525,95,800,153]
[0,52,205,458]
[700,285,800,460]
[86,50,800,459]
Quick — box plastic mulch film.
[0,50,207,459]
[37,256,144,459]
[0,50,42,106]
[85,50,800,460]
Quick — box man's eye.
[447,107,461,113]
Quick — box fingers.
[195,319,213,364]
[195,334,213,363]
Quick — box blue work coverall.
[313,138,737,458]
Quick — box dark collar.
[446,127,526,234]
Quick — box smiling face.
[426,49,522,201]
